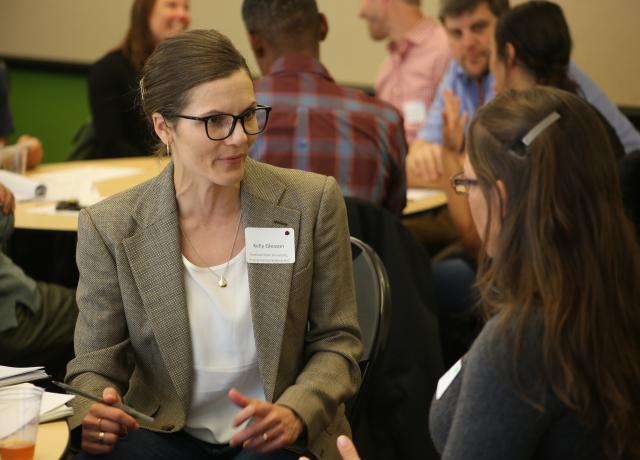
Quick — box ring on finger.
[98,431,105,444]
[262,432,269,442]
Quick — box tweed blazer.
[66,158,363,459]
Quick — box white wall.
[0,0,638,105]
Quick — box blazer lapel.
[122,164,194,412]
[242,160,301,401]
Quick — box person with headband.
[429,86,640,459]
[315,87,640,460]
[403,0,640,260]
[409,0,640,188]
[67,29,362,459]
[431,1,629,319]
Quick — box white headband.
[522,111,561,146]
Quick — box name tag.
[436,358,462,399]
[402,100,427,124]
[245,228,295,264]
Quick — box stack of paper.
[39,389,75,422]
[0,170,46,201]
[0,365,49,387]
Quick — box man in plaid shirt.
[242,0,408,215]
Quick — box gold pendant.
[218,277,228,288]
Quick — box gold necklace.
[181,211,243,288]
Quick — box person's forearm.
[17,135,44,169]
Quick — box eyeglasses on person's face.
[172,105,272,141]
[450,172,479,196]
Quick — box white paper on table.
[0,170,46,201]
[39,391,74,418]
[407,187,444,201]
[0,365,47,383]
[29,166,143,205]
[27,204,83,217]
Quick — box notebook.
[0,365,49,387]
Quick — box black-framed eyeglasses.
[450,172,478,196]
[172,105,272,141]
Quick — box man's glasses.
[450,172,478,196]
[172,105,272,141]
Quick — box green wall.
[7,68,90,163]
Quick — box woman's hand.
[80,387,139,455]
[228,388,304,453]
[299,435,361,460]
[442,89,469,154]
[335,435,361,460]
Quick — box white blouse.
[182,248,266,444]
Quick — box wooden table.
[15,156,445,231]
[403,188,447,216]
[15,156,169,231]
[34,420,69,460]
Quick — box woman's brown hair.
[495,1,579,94]
[467,87,640,459]
[119,0,158,73]
[140,29,251,153]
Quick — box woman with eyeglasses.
[431,86,640,459]
[67,29,362,460]
[432,1,628,319]
[317,87,640,460]
[88,0,190,158]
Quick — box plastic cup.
[0,386,43,460]
[0,144,28,174]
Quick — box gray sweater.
[430,314,603,459]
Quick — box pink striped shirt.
[375,17,451,144]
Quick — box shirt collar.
[267,54,335,83]
[452,59,491,86]
[388,17,437,57]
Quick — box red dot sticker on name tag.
[245,228,295,264]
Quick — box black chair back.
[345,196,443,460]
[347,237,391,426]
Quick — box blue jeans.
[75,429,305,460]
[431,257,478,318]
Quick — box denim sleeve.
[570,62,640,154]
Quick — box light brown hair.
[140,29,251,153]
[468,87,640,459]
[119,0,158,73]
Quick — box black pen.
[52,381,155,423]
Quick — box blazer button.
[161,424,175,431]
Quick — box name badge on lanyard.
[245,228,295,264]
